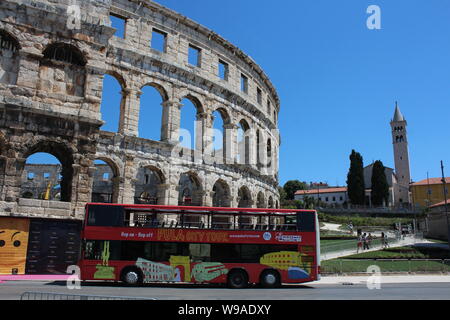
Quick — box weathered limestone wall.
[0,0,281,221]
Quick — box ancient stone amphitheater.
[0,0,281,221]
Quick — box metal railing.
[321,259,450,274]
[20,292,156,300]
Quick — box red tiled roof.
[430,199,450,208]
[295,187,347,195]
[412,177,450,186]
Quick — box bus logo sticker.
[275,233,302,243]
[263,232,272,241]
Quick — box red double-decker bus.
[78,204,320,288]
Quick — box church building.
[362,103,412,207]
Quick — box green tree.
[283,180,307,200]
[278,186,287,202]
[371,160,390,207]
[346,150,365,205]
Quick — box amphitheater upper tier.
[0,0,281,219]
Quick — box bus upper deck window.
[297,213,315,232]
[87,205,124,227]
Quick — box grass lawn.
[321,245,450,273]
[322,259,450,273]
[344,246,450,260]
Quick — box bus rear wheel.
[260,270,281,288]
[121,267,143,286]
[227,269,249,289]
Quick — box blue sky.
[31,0,450,187]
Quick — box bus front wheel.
[121,267,143,286]
[227,269,249,289]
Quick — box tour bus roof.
[86,203,316,215]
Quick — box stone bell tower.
[390,102,411,205]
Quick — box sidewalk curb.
[315,274,450,285]
[0,275,70,282]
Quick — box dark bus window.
[189,244,211,262]
[210,244,299,264]
[87,205,124,227]
[297,213,315,232]
[210,244,240,263]
[152,242,189,262]
[84,240,121,261]
[121,241,151,261]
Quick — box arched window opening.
[178,173,202,206]
[256,130,263,166]
[211,108,229,159]
[267,138,272,168]
[212,180,230,208]
[238,186,252,208]
[91,159,119,203]
[237,119,250,165]
[179,97,200,150]
[43,43,86,66]
[0,30,20,85]
[100,74,123,133]
[0,30,20,52]
[134,167,163,204]
[257,192,265,209]
[238,186,253,228]
[20,152,70,202]
[139,85,165,141]
[268,196,274,209]
[212,180,231,229]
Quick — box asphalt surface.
[1,279,450,300]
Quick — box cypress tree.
[346,150,365,205]
[371,160,390,207]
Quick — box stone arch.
[210,106,232,160]
[105,70,127,90]
[21,140,75,202]
[138,81,171,141]
[237,118,251,165]
[179,94,205,151]
[237,185,252,208]
[178,171,203,206]
[212,106,232,125]
[257,191,265,208]
[100,72,126,133]
[256,129,262,166]
[268,196,274,209]
[134,164,166,204]
[212,179,231,207]
[42,42,86,66]
[267,138,272,168]
[179,92,205,114]
[91,156,121,203]
[140,81,170,102]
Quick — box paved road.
[1,279,450,300]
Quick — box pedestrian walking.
[357,234,363,253]
[381,232,389,249]
[367,233,373,250]
[362,233,369,251]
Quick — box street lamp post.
[440,161,450,249]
